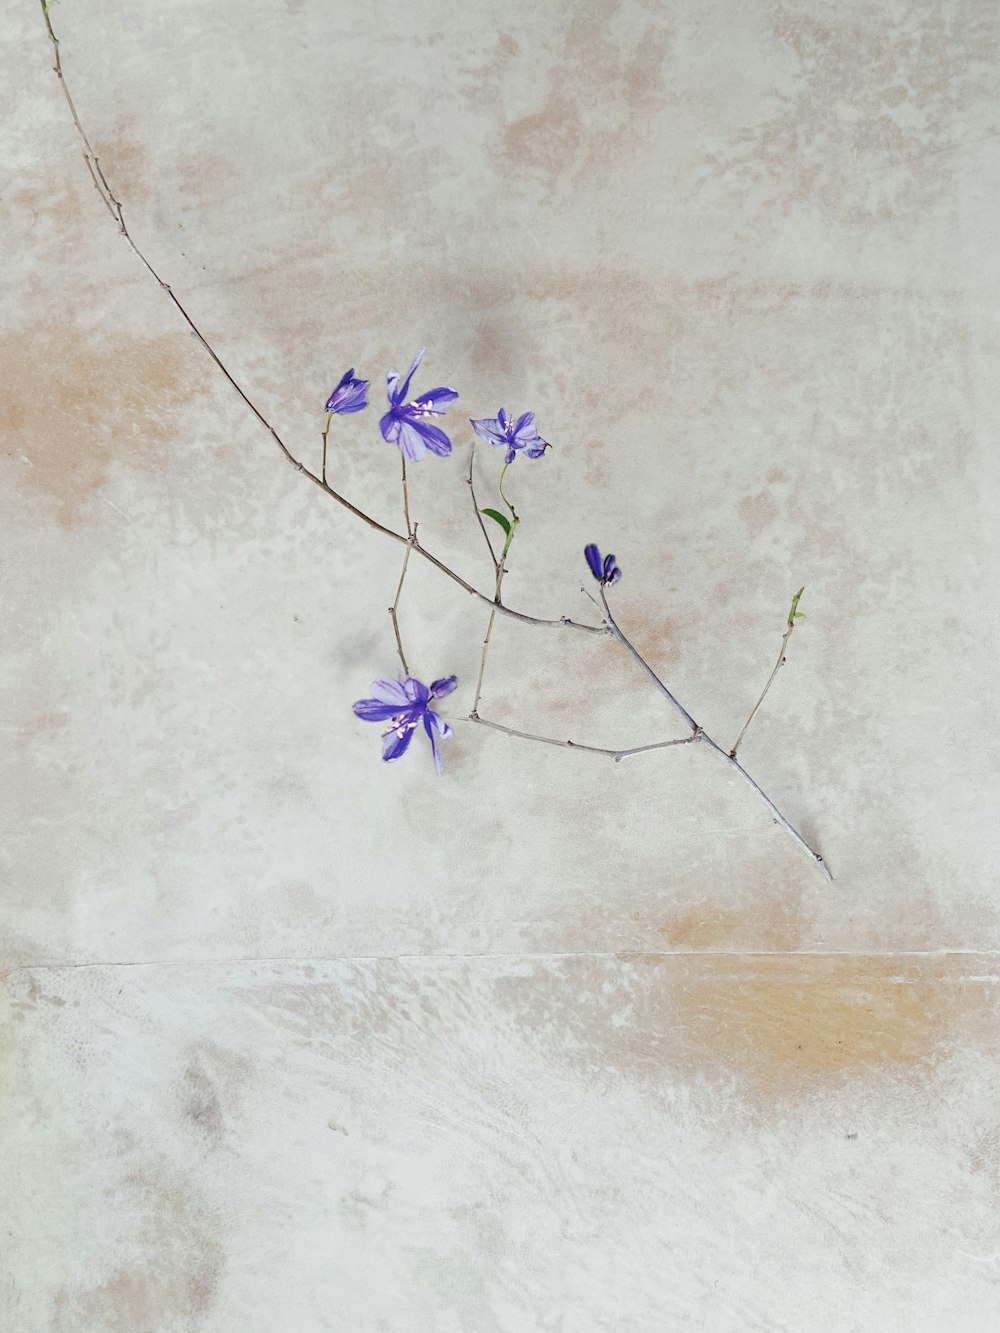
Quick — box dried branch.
[39,0,830,879]
[466,714,697,762]
[467,442,499,575]
[596,589,831,879]
[730,587,805,757]
[37,5,603,640]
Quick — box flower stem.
[467,442,499,575]
[498,462,518,523]
[321,411,333,485]
[388,459,414,676]
[472,464,522,713]
[730,588,804,757]
[389,542,412,677]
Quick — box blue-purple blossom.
[352,675,457,774]
[379,349,459,461]
[470,409,549,465]
[325,368,369,414]
[585,544,622,586]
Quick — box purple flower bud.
[584,544,622,586]
[325,368,369,414]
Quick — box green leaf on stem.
[480,508,511,537]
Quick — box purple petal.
[513,411,535,435]
[471,417,508,448]
[394,348,426,405]
[602,554,617,580]
[430,675,457,699]
[522,438,548,459]
[427,709,452,739]
[382,722,417,762]
[412,386,459,413]
[607,565,622,585]
[584,544,604,580]
[504,446,516,465]
[369,678,411,705]
[403,677,430,705]
[353,698,407,722]
[497,408,511,433]
[422,711,445,774]
[380,409,401,444]
[393,417,430,461]
[408,418,453,457]
[331,380,369,413]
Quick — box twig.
[388,463,414,675]
[471,464,519,713]
[39,1,829,880]
[599,588,699,733]
[730,587,804,757]
[36,3,605,640]
[467,442,499,575]
[321,411,333,485]
[598,589,831,879]
[466,714,697,762]
[386,538,410,671]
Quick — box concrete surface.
[3,0,999,1328]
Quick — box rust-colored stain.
[494,955,992,1107]
[499,2,672,186]
[0,329,201,525]
[653,957,946,1092]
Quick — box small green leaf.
[480,508,511,537]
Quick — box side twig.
[466,715,697,762]
[597,589,831,879]
[467,443,499,575]
[730,587,805,757]
[388,460,414,675]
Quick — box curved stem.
[321,411,333,485]
[466,714,697,762]
[731,588,803,757]
[467,442,499,575]
[389,542,412,676]
[498,461,518,522]
[388,463,414,674]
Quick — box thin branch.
[39,1,830,881]
[388,466,414,675]
[321,411,333,485]
[400,454,411,538]
[599,588,699,733]
[700,733,832,881]
[730,587,804,757]
[467,442,499,575]
[389,542,413,676]
[37,2,605,641]
[466,714,697,762]
[598,588,831,879]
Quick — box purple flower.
[325,368,369,414]
[379,349,459,461]
[352,675,457,774]
[470,409,549,465]
[584,544,622,586]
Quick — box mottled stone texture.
[3,0,999,1328]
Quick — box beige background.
[3,0,1000,1328]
